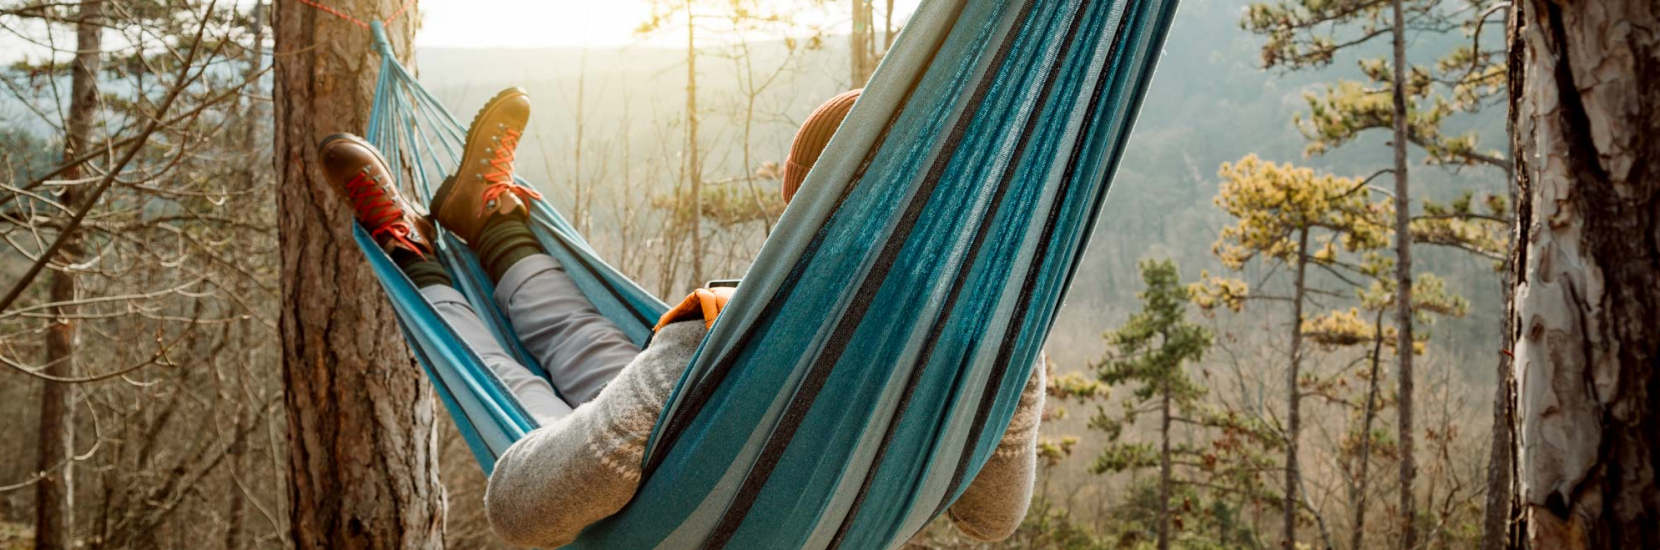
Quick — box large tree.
[1505,0,1659,548]
[273,2,446,547]
[34,2,100,548]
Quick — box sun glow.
[415,0,920,50]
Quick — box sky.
[416,0,920,49]
[0,1,922,64]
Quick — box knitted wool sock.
[483,321,704,549]
[394,249,452,288]
[476,215,542,282]
[945,362,1046,541]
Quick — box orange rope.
[291,0,416,29]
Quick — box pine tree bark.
[273,2,446,548]
[35,3,101,548]
[1506,0,1659,548]
[1481,150,1519,550]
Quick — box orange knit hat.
[782,88,861,204]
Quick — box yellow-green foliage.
[1189,270,1248,313]
[1413,190,1510,267]
[1211,154,1389,270]
[1302,308,1374,348]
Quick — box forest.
[0,0,1654,549]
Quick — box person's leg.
[396,251,574,425]
[314,131,574,426]
[430,88,639,407]
[475,216,640,405]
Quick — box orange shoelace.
[344,171,426,258]
[479,128,542,215]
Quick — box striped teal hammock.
[354,0,1178,547]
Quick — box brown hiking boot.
[318,133,435,259]
[430,87,543,244]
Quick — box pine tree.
[1193,154,1390,550]
[1090,259,1212,550]
[1239,2,1511,546]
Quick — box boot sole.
[433,87,530,217]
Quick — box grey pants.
[421,254,643,424]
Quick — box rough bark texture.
[1507,0,1660,548]
[273,2,446,548]
[35,3,101,548]
[1481,122,1520,550]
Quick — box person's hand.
[654,287,736,331]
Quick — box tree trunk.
[1481,160,1519,550]
[1349,311,1386,550]
[1283,228,1310,550]
[686,0,704,289]
[1507,0,1660,548]
[850,0,879,87]
[883,0,895,51]
[1388,0,1418,547]
[1158,373,1173,550]
[1484,11,1523,548]
[35,3,101,548]
[273,2,446,548]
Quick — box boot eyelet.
[486,199,498,209]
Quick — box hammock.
[354,0,1178,547]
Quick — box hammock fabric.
[354,0,1178,547]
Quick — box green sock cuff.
[393,249,452,289]
[477,215,542,282]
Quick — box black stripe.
[638,5,947,479]
[930,0,1139,519]
[825,1,1088,546]
[701,2,1038,547]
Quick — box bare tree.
[1,2,288,547]
[32,2,101,547]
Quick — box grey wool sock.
[483,321,705,549]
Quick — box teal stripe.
[350,0,1181,544]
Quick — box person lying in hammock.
[317,87,1045,548]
